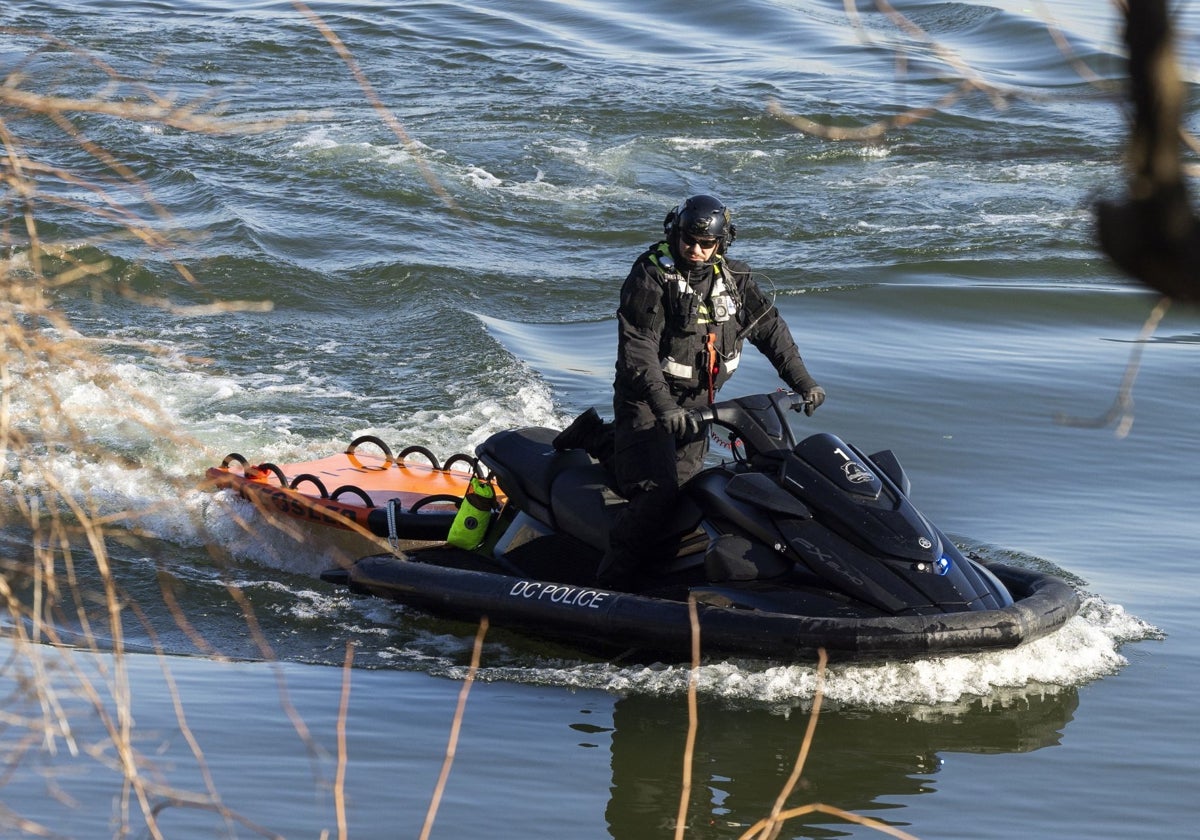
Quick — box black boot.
[553,407,615,461]
[553,407,602,451]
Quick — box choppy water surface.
[2,1,1197,837]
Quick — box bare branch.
[1096,0,1200,301]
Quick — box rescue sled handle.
[688,390,808,458]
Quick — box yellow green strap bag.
[446,476,497,550]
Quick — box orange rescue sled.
[206,436,499,542]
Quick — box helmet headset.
[662,194,737,256]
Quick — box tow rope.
[704,332,719,404]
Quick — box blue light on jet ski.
[936,553,952,575]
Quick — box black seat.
[476,427,592,528]
[479,426,705,556]
[551,464,705,554]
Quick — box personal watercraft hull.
[205,438,499,542]
[326,550,1080,662]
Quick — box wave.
[170,557,1154,710]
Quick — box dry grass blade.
[669,627,912,838]
[736,649,920,840]
[768,87,969,143]
[335,641,356,840]
[749,803,922,840]
[0,804,54,839]
[123,597,230,829]
[291,1,465,218]
[1,23,324,835]
[757,648,827,839]
[0,87,292,137]
[148,797,286,840]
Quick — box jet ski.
[320,391,1080,662]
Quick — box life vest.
[647,242,743,401]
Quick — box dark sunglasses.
[679,232,719,250]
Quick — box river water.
[1,1,1197,837]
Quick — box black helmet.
[663,194,737,253]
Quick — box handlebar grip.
[689,405,715,425]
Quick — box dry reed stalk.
[750,649,827,840]
[335,641,355,840]
[1,21,330,836]
[3,7,465,829]
[668,613,917,838]
[748,803,922,840]
[1054,295,1172,437]
[6,259,196,815]
[420,616,489,840]
[673,595,702,840]
[778,1,1188,434]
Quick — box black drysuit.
[600,241,818,586]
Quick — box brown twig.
[751,648,827,840]
[1054,295,1171,437]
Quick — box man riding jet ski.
[597,194,826,590]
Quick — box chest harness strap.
[649,245,735,401]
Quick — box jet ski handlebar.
[687,390,808,457]
[687,390,807,424]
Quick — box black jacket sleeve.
[614,254,679,417]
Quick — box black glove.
[660,407,699,438]
[794,385,825,416]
